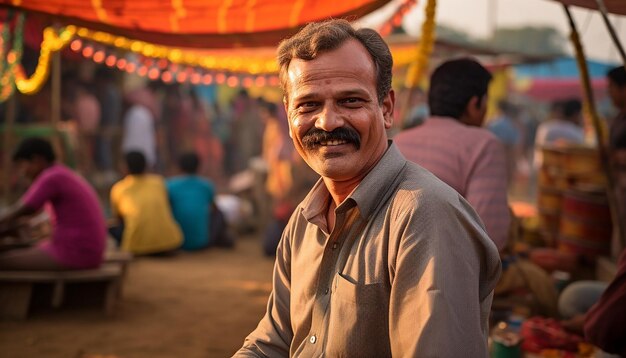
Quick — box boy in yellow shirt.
[110,151,182,255]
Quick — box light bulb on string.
[138,66,148,77]
[82,46,94,58]
[70,39,82,52]
[176,72,187,83]
[126,62,137,73]
[162,71,173,83]
[148,68,160,80]
[242,77,253,88]
[93,50,105,63]
[215,73,226,84]
[254,76,267,87]
[226,75,239,87]
[105,55,117,67]
[116,58,127,70]
[190,73,201,84]
[202,74,213,85]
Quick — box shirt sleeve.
[465,137,511,251]
[388,191,501,357]
[233,218,294,357]
[584,249,626,356]
[21,170,57,211]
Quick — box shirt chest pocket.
[325,273,391,357]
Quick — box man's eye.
[341,98,363,106]
[296,102,318,112]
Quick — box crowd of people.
[0,18,625,357]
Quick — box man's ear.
[466,96,480,116]
[382,90,395,129]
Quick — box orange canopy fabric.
[0,0,391,48]
[547,0,626,15]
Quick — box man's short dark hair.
[178,152,199,174]
[562,98,582,120]
[428,58,492,119]
[277,19,393,104]
[12,137,56,163]
[125,151,146,175]
[607,66,626,87]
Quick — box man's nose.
[315,105,344,132]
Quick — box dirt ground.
[0,234,275,358]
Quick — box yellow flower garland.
[405,0,436,88]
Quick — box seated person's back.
[110,151,182,255]
[167,152,215,250]
[0,137,106,270]
[394,58,510,251]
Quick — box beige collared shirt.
[234,143,501,357]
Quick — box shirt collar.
[300,141,407,222]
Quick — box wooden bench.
[104,250,133,297]
[0,263,122,319]
[105,250,132,277]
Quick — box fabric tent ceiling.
[547,0,626,15]
[0,0,391,48]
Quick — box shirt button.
[332,243,338,250]
[324,288,329,294]
[309,335,317,344]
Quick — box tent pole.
[50,49,62,162]
[2,94,17,205]
[595,0,626,67]
[563,4,626,251]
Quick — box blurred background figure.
[0,137,106,270]
[534,98,584,168]
[93,67,122,178]
[167,152,216,251]
[122,82,160,171]
[109,151,182,255]
[488,99,522,186]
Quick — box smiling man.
[233,19,501,357]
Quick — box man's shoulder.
[394,162,461,205]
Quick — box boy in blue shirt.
[167,152,216,250]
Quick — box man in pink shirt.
[0,137,106,270]
[394,58,511,251]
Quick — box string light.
[161,71,173,83]
[105,55,117,67]
[93,50,105,63]
[116,58,127,70]
[73,26,279,75]
[255,76,266,87]
[70,39,82,51]
[126,62,137,73]
[202,74,213,85]
[148,68,160,80]
[226,75,239,87]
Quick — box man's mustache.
[301,127,361,150]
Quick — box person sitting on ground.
[109,151,182,255]
[0,137,106,270]
[167,152,217,250]
[394,58,511,251]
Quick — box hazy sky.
[360,0,625,63]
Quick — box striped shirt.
[394,117,511,250]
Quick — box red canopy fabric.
[0,0,391,48]
[547,0,626,15]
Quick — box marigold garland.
[405,0,436,88]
